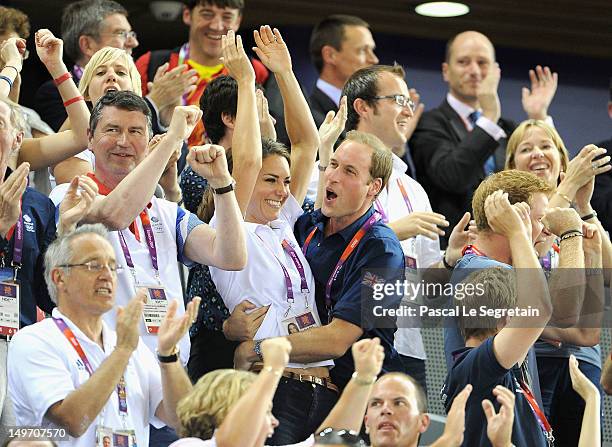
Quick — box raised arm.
[569,354,601,447]
[253,26,320,204]
[316,338,384,433]
[215,338,291,447]
[521,65,558,120]
[0,37,27,99]
[183,144,247,270]
[315,97,347,209]
[83,106,201,229]
[223,30,261,215]
[486,192,552,369]
[17,30,90,170]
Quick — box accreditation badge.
[113,429,137,447]
[0,281,19,337]
[96,426,113,447]
[282,310,317,335]
[404,238,419,284]
[142,285,169,334]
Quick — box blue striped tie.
[469,111,496,176]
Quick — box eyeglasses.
[315,428,367,446]
[97,30,138,41]
[367,94,415,112]
[59,261,123,273]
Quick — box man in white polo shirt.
[8,224,199,446]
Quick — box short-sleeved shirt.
[294,206,405,389]
[210,195,331,370]
[8,308,163,447]
[0,182,56,327]
[50,184,203,364]
[376,154,442,360]
[442,337,548,447]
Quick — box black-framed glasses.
[58,261,123,273]
[315,428,367,446]
[367,94,415,112]
[94,30,138,41]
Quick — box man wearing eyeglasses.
[409,30,558,248]
[7,224,199,447]
[338,64,469,394]
[34,0,139,132]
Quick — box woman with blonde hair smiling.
[505,118,610,447]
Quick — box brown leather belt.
[250,365,339,393]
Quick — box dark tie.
[469,111,496,176]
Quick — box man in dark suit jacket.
[308,15,378,129]
[410,31,558,247]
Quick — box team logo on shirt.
[150,215,164,232]
[22,214,35,232]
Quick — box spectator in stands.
[180,74,276,382]
[409,30,558,247]
[205,26,333,444]
[35,0,138,131]
[48,92,247,446]
[313,63,470,391]
[505,119,609,446]
[591,78,612,234]
[308,15,377,130]
[233,128,406,399]
[173,338,384,447]
[52,46,184,201]
[8,224,199,446]
[1,31,91,172]
[135,0,278,148]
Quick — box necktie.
[469,111,496,176]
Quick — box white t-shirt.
[373,155,442,360]
[8,309,163,447]
[50,185,202,364]
[209,195,332,370]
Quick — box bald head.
[445,31,495,63]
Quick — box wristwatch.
[211,179,236,195]
[253,339,264,362]
[156,346,180,363]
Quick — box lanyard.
[4,209,24,269]
[462,244,487,257]
[177,43,191,106]
[281,240,309,293]
[255,235,309,308]
[53,318,129,421]
[374,199,389,223]
[396,178,414,213]
[312,213,380,317]
[118,210,160,282]
[516,376,554,445]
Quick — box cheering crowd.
[0,0,611,446]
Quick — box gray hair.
[61,0,128,63]
[89,90,152,138]
[44,224,110,303]
[0,98,27,134]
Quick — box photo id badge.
[113,429,137,447]
[142,286,168,334]
[0,281,19,336]
[96,426,113,447]
[282,310,317,335]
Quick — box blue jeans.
[267,377,339,445]
[536,356,602,447]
